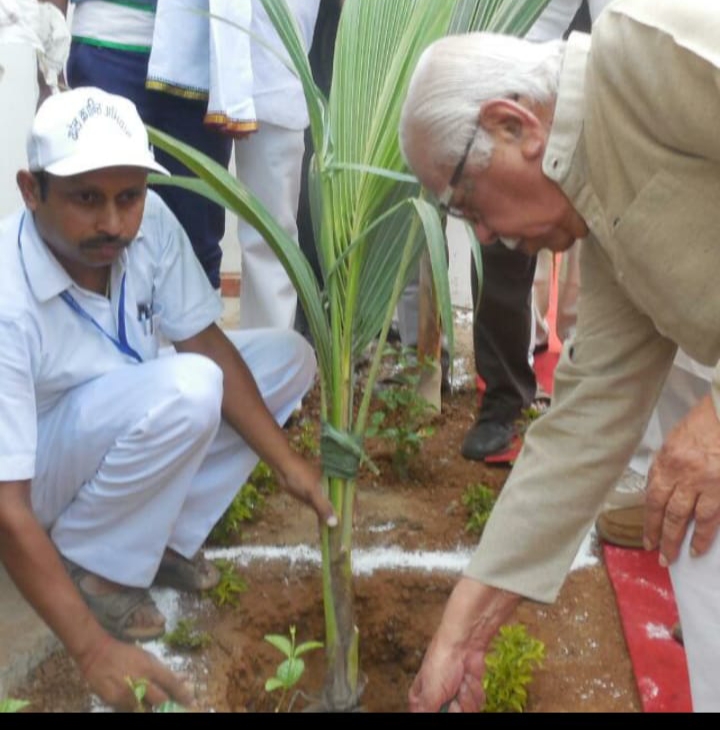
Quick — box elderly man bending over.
[399,0,720,713]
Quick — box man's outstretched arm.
[408,577,520,712]
[0,479,193,710]
[174,324,336,527]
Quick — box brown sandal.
[153,550,220,592]
[61,557,166,642]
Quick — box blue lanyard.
[18,212,143,363]
[59,273,143,363]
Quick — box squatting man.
[399,0,720,713]
[0,86,336,711]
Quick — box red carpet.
[603,546,691,712]
[471,255,692,711]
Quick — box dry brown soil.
[17,322,642,713]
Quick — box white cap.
[27,87,170,177]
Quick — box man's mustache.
[79,235,132,250]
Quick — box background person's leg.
[555,241,581,343]
[531,248,553,353]
[150,91,233,289]
[295,0,342,341]
[235,123,305,329]
[463,241,537,460]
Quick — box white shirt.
[250,0,320,129]
[0,190,222,481]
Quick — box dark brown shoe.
[595,505,645,549]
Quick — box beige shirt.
[466,0,720,602]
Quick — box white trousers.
[670,526,720,712]
[629,351,714,476]
[626,351,714,712]
[539,245,716,709]
[234,123,305,330]
[31,329,315,587]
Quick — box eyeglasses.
[435,115,521,251]
[437,121,480,219]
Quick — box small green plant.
[248,459,278,494]
[367,348,437,478]
[206,558,247,608]
[0,698,30,713]
[209,482,265,545]
[462,483,498,535]
[208,460,281,545]
[482,624,545,713]
[163,618,212,652]
[264,625,323,713]
[125,677,186,713]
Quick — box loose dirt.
[16,314,642,713]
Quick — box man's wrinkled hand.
[408,578,519,713]
[645,394,720,565]
[408,636,487,713]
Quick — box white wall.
[0,43,38,219]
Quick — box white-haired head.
[399,32,565,186]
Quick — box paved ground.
[0,567,59,700]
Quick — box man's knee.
[165,353,224,435]
[288,329,316,376]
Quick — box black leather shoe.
[461,419,515,461]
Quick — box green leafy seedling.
[367,350,437,478]
[248,459,278,494]
[462,483,498,535]
[209,482,265,545]
[127,677,149,712]
[153,700,189,713]
[208,460,282,545]
[0,698,30,713]
[264,625,323,712]
[163,618,212,652]
[206,558,247,608]
[125,677,187,713]
[482,624,545,713]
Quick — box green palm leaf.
[148,0,552,710]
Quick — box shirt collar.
[19,211,134,303]
[542,31,591,204]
